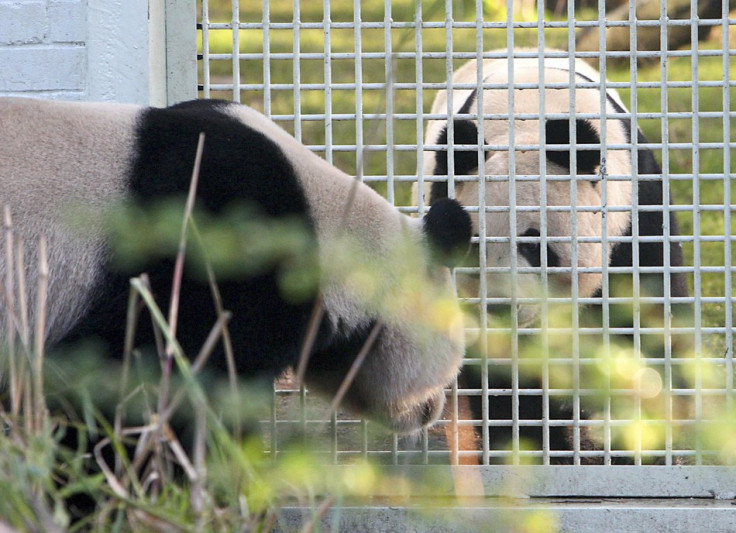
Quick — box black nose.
[420,392,444,427]
[486,303,513,318]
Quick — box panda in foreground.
[0,97,471,436]
[421,52,689,462]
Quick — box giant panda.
[0,97,471,438]
[419,51,689,463]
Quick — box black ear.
[430,119,489,205]
[422,198,472,267]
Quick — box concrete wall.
[0,0,196,105]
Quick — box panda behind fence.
[420,50,692,464]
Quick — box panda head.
[303,197,472,434]
[423,55,633,327]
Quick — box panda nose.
[486,302,513,318]
[420,390,445,427]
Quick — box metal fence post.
[151,0,198,106]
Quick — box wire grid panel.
[197,0,735,468]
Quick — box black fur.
[423,198,473,267]
[607,130,689,300]
[458,89,478,114]
[430,119,488,205]
[517,228,561,269]
[544,118,601,175]
[61,99,343,380]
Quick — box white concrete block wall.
[0,0,89,99]
[0,0,196,104]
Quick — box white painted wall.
[0,0,196,105]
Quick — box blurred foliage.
[106,199,320,302]
[483,0,539,22]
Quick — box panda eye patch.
[544,118,601,175]
[517,228,542,268]
[517,228,560,269]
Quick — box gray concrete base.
[279,498,736,533]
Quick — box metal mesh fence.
[197,0,735,469]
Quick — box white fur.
[0,97,139,343]
[422,51,634,325]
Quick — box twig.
[191,398,207,526]
[293,299,325,386]
[129,277,202,407]
[162,422,198,482]
[14,238,29,350]
[3,207,18,418]
[186,220,240,435]
[158,311,232,426]
[14,238,29,428]
[94,422,160,500]
[32,236,48,433]
[298,496,334,533]
[320,321,383,431]
[115,285,143,474]
[166,132,206,354]
[159,132,206,416]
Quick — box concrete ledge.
[280,499,736,533]
[331,465,736,499]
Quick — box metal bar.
[722,0,735,470]
[471,0,490,467]
[597,0,611,466]
[191,0,735,484]
[628,0,642,466]
[690,0,703,466]
[413,0,425,213]
[262,0,271,115]
[230,0,240,102]
[280,500,736,532]
[659,0,673,467]
[566,0,581,466]
[200,0,211,98]
[506,0,520,466]
[535,11,551,467]
[292,0,302,142]
[354,0,364,180]
[384,0,394,203]
[287,465,736,498]
[323,0,332,163]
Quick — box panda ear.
[422,198,473,267]
[430,119,488,205]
